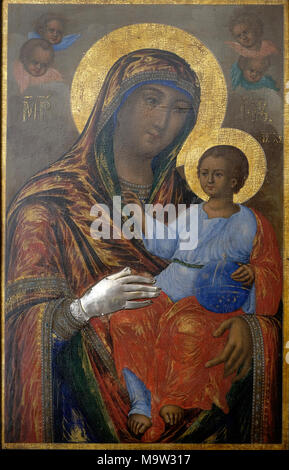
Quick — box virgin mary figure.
[5,45,281,444]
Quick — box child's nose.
[208,173,214,182]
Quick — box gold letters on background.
[22,95,51,121]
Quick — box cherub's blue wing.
[28,32,40,40]
[260,75,280,92]
[230,62,242,90]
[54,34,81,51]
[27,32,81,51]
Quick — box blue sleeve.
[122,368,151,419]
[225,208,257,262]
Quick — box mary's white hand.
[80,267,160,319]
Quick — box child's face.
[232,23,257,48]
[42,19,63,45]
[243,59,267,83]
[24,46,52,77]
[199,156,237,199]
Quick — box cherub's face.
[232,23,257,48]
[42,19,64,45]
[24,46,52,77]
[199,156,237,199]
[243,59,267,83]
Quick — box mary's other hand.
[80,267,160,319]
[205,316,253,382]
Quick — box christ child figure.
[110,145,273,441]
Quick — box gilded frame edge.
[1,0,288,451]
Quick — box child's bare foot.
[128,414,152,435]
[159,405,184,425]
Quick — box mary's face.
[115,84,193,161]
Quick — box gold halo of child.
[183,129,266,204]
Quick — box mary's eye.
[145,96,159,106]
[174,106,191,114]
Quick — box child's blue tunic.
[143,202,257,313]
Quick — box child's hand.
[231,263,255,286]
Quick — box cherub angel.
[231,56,279,91]
[28,12,81,51]
[13,38,64,94]
[225,10,279,59]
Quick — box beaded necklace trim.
[119,176,152,204]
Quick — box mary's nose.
[153,106,171,131]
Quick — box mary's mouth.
[147,130,161,139]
